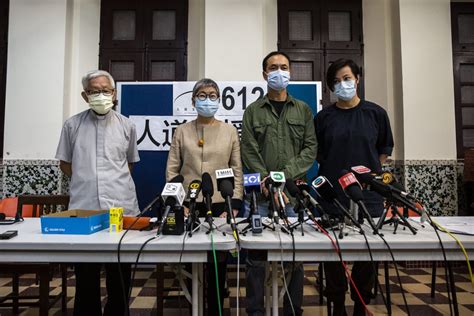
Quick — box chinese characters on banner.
[130,115,244,151]
[131,81,266,151]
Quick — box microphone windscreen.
[201,172,214,196]
[354,172,372,185]
[345,185,364,202]
[169,174,184,183]
[390,180,406,192]
[219,179,234,199]
[313,178,338,202]
[285,178,300,198]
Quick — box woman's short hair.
[82,70,115,90]
[326,59,361,91]
[192,78,220,98]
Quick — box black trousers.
[74,263,131,316]
[324,261,375,316]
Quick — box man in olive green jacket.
[241,51,317,316]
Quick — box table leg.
[447,262,459,316]
[192,263,198,316]
[272,261,278,316]
[198,263,203,316]
[265,261,271,316]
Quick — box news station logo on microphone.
[351,165,371,174]
[216,168,235,189]
[381,172,394,184]
[312,176,326,188]
[162,182,186,206]
[270,171,285,184]
[338,172,360,190]
[244,173,260,186]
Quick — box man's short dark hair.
[326,59,361,91]
[262,51,291,72]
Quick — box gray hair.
[192,78,220,98]
[81,70,115,90]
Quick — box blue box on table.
[40,210,110,235]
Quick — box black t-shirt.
[269,99,286,117]
[314,100,394,216]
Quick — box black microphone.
[187,179,202,216]
[351,166,423,216]
[141,175,184,214]
[311,176,361,229]
[201,172,214,228]
[264,177,280,223]
[338,170,378,234]
[219,179,239,243]
[157,176,185,235]
[294,179,329,219]
[186,179,202,233]
[285,178,317,223]
[244,173,263,234]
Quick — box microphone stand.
[237,190,275,235]
[186,201,201,237]
[376,200,417,235]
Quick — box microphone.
[380,171,428,223]
[201,172,214,227]
[351,166,423,216]
[157,176,186,235]
[311,176,361,229]
[141,175,184,214]
[186,179,202,233]
[294,179,329,218]
[216,168,236,224]
[244,173,263,234]
[270,171,287,213]
[218,178,240,243]
[285,178,317,223]
[338,170,378,233]
[264,177,279,223]
[380,171,417,201]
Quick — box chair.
[0,194,70,316]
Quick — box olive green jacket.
[241,94,318,180]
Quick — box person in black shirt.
[314,59,394,316]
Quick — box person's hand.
[261,176,270,197]
[219,212,227,218]
[183,206,190,217]
[273,191,289,209]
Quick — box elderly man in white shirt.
[56,70,140,316]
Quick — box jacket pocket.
[287,118,305,139]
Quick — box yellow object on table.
[109,207,123,232]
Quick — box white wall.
[4,0,68,159]
[363,0,405,160]
[204,0,277,80]
[399,0,456,160]
[63,0,101,119]
[187,0,205,80]
[4,0,100,160]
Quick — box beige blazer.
[166,120,243,204]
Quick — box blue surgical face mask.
[334,80,357,101]
[195,98,219,117]
[266,69,290,91]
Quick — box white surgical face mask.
[334,80,357,101]
[195,98,219,117]
[266,69,290,91]
[88,93,114,115]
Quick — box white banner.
[173,81,267,116]
[130,115,244,151]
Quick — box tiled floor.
[0,263,472,315]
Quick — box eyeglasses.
[85,89,115,97]
[195,93,219,101]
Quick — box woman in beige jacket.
[165,78,243,315]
